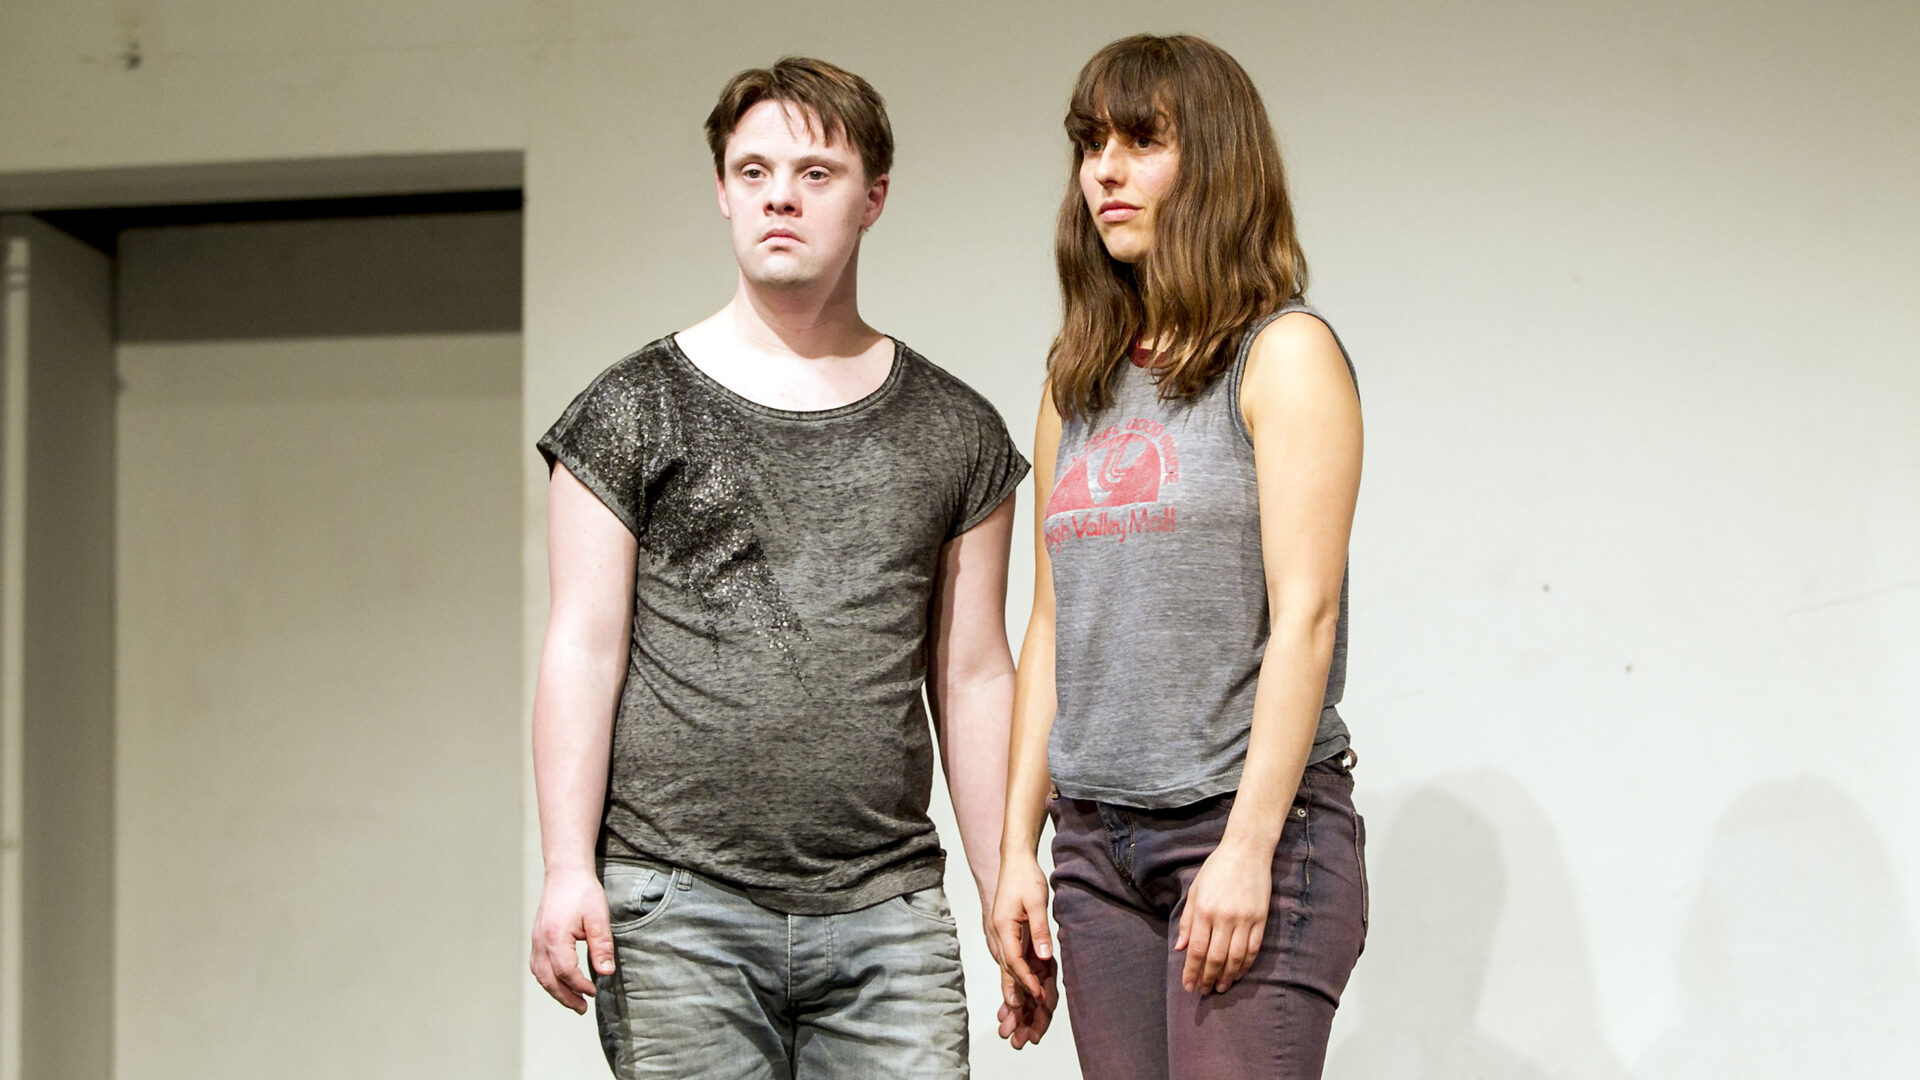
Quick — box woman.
[991,33,1367,1079]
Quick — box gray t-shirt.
[1046,303,1354,808]
[538,335,1028,914]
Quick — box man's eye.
[806,169,828,180]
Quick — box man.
[528,58,1039,1078]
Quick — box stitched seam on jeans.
[1301,773,1316,901]
[786,915,794,1003]
[1101,804,1138,886]
[1355,812,1369,936]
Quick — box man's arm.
[528,463,638,1014]
[992,391,1064,1048]
[925,494,1018,913]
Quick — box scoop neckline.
[664,333,905,421]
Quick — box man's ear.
[716,172,732,220]
[862,173,890,229]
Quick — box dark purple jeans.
[1049,757,1368,1080]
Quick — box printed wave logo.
[1044,418,1180,553]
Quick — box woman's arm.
[1177,311,1363,995]
[990,389,1065,1047]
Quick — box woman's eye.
[1085,139,1104,153]
[1133,136,1154,149]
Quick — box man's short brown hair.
[705,57,894,181]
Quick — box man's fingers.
[528,947,553,998]
[1174,902,1192,952]
[1025,993,1055,1043]
[532,943,586,1013]
[996,979,1054,1050]
[584,903,616,977]
[1010,996,1050,1049]
[547,931,597,1000]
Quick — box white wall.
[5,1,1918,1077]
[0,0,526,172]
[115,332,522,1079]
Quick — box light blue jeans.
[594,858,969,1079]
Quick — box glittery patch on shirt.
[642,377,812,684]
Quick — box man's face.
[716,100,888,291]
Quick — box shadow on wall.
[1634,776,1920,1078]
[1328,772,1625,1080]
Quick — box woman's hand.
[1175,837,1275,994]
[991,854,1059,1047]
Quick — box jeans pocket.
[603,863,675,933]
[896,885,958,927]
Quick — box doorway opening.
[3,178,525,1080]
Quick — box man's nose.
[765,170,799,213]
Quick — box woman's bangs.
[1067,63,1170,145]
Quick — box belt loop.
[673,868,693,891]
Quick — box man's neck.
[673,264,894,412]
[722,268,878,360]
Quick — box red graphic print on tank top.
[1044,418,1180,555]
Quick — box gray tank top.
[1045,303,1354,808]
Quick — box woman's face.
[1079,123,1180,264]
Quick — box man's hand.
[991,855,1059,1047]
[530,868,616,1013]
[1175,839,1274,994]
[995,960,1059,1048]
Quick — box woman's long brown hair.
[1049,34,1308,421]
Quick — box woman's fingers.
[1182,903,1270,993]
[1201,920,1235,989]
[1180,913,1213,991]
[992,882,1053,1001]
[1027,899,1055,961]
[1218,923,1253,992]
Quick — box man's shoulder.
[891,340,1012,432]
[564,335,676,401]
[600,335,677,379]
